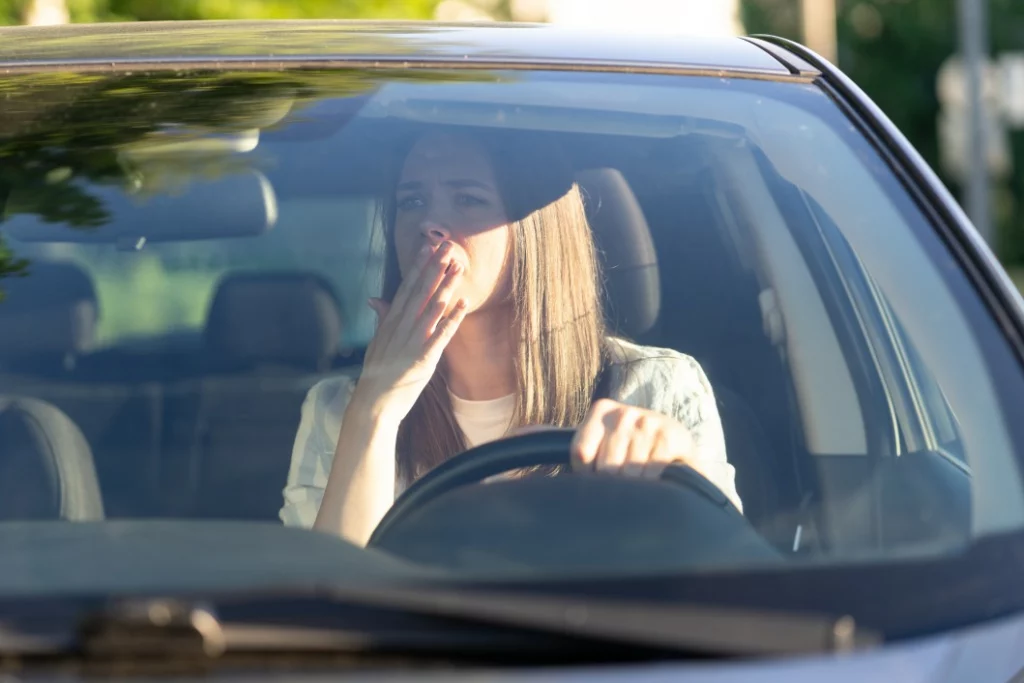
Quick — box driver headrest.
[576,169,660,338]
[204,272,343,372]
[0,261,98,358]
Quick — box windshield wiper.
[0,585,881,668]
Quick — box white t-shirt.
[280,337,742,528]
[450,391,516,448]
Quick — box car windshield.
[2,65,1024,619]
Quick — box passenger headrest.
[576,169,660,338]
[205,273,343,372]
[0,262,97,358]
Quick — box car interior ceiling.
[0,126,822,557]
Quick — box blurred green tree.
[94,0,439,21]
[0,0,441,24]
[741,0,1024,264]
[0,0,24,22]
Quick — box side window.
[885,301,965,460]
[805,195,964,462]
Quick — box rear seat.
[0,262,161,517]
[0,261,98,377]
[0,395,104,520]
[160,272,349,520]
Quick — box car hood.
[494,610,1024,682]
[2,521,1022,681]
[11,610,1024,682]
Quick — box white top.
[279,338,742,528]
[450,391,516,447]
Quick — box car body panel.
[12,608,1024,681]
[0,21,790,75]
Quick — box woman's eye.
[456,193,488,208]
[396,195,425,211]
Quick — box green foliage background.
[0,0,440,23]
[741,0,1024,266]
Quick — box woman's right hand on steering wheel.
[352,240,468,425]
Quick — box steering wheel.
[367,429,745,547]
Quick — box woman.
[281,130,741,546]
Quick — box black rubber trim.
[660,463,742,514]
[0,57,812,82]
[740,36,820,77]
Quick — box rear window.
[45,196,380,349]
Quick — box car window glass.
[1,69,1022,585]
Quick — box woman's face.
[393,133,512,313]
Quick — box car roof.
[0,20,804,76]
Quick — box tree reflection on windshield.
[0,67,492,226]
[0,234,28,302]
[0,66,495,301]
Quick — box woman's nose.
[420,220,451,245]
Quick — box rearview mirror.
[1,170,278,246]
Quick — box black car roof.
[0,20,804,76]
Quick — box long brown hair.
[379,130,606,482]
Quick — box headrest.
[4,170,277,244]
[205,273,343,372]
[576,169,660,338]
[0,262,97,357]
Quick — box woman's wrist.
[346,385,404,432]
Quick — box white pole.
[22,0,69,25]
[801,0,837,64]
[959,0,993,243]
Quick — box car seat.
[576,168,782,536]
[0,395,104,520]
[0,261,97,375]
[164,272,346,519]
[0,261,151,517]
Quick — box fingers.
[424,298,468,358]
[388,243,435,314]
[595,407,634,473]
[404,242,459,320]
[367,298,391,328]
[623,413,655,477]
[571,399,616,471]
[417,261,464,338]
[375,241,462,346]
[572,401,695,480]
[414,251,458,320]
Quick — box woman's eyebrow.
[445,179,495,191]
[396,180,423,192]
